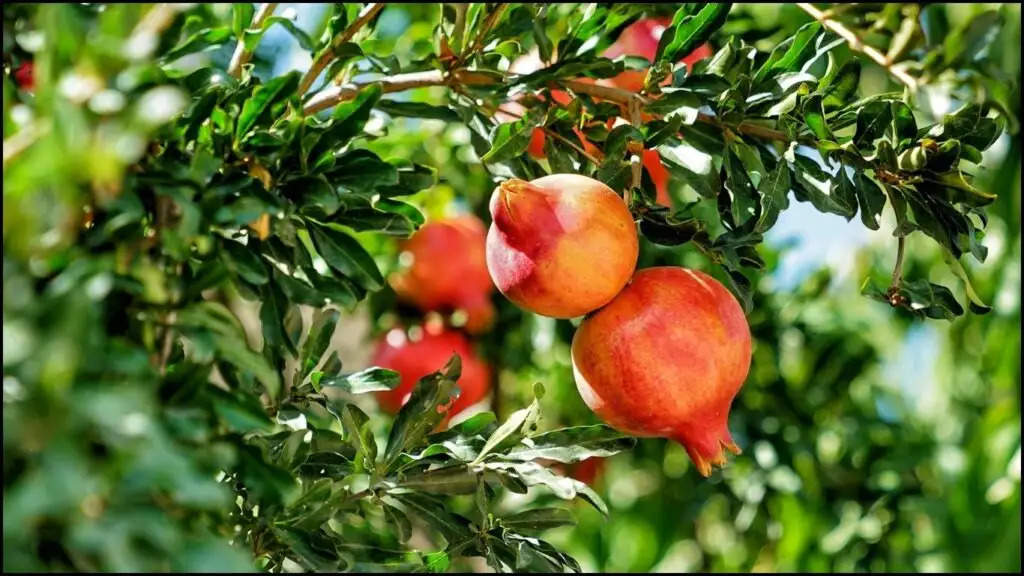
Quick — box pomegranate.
[14,61,34,91]
[486,174,638,318]
[567,457,606,485]
[571,267,751,477]
[603,18,714,92]
[389,216,495,334]
[372,325,491,420]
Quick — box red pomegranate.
[372,326,491,419]
[486,174,638,318]
[14,61,34,91]
[571,267,752,477]
[389,216,495,334]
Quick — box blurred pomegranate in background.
[390,216,496,334]
[14,61,34,91]
[603,18,713,92]
[371,325,491,420]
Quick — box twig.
[562,79,649,106]
[228,3,279,78]
[626,96,644,205]
[303,68,498,114]
[2,120,51,167]
[127,3,182,59]
[298,3,385,96]
[892,235,905,287]
[797,2,918,91]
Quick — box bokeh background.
[5,3,1020,572]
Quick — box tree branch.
[2,120,51,167]
[228,3,279,78]
[303,68,499,115]
[298,3,385,96]
[797,2,918,91]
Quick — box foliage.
[3,2,1019,573]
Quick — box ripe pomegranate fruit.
[567,457,606,485]
[604,18,713,92]
[571,267,751,477]
[389,216,495,334]
[486,174,638,318]
[372,325,491,420]
[14,61,34,91]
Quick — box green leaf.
[307,83,382,163]
[854,100,893,152]
[423,551,450,573]
[235,71,301,140]
[482,116,540,163]
[382,355,461,471]
[260,280,297,358]
[221,238,269,285]
[855,172,887,230]
[483,461,608,515]
[162,27,233,62]
[395,465,480,495]
[942,249,992,315]
[656,4,732,65]
[208,387,273,433]
[803,95,833,141]
[232,3,255,39]
[862,278,965,320]
[817,59,861,111]
[299,308,339,378]
[501,425,635,463]
[177,302,282,399]
[339,403,377,471]
[753,22,821,84]
[501,508,576,533]
[321,367,400,394]
[307,222,384,290]
[757,164,792,231]
[472,394,542,465]
[246,16,316,51]
[376,100,460,121]
[943,10,1001,68]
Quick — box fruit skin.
[486,174,639,318]
[603,18,714,92]
[567,457,606,485]
[570,267,751,477]
[14,61,34,91]
[389,216,495,334]
[372,326,491,419]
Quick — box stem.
[128,3,182,59]
[891,235,905,287]
[228,3,279,78]
[2,120,51,167]
[298,2,385,96]
[797,2,918,91]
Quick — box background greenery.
[3,3,1020,573]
